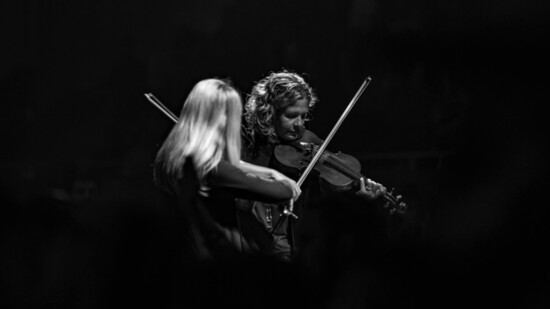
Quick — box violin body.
[316,151,361,192]
[274,143,362,192]
[274,130,361,191]
[271,130,321,180]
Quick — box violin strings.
[318,150,395,203]
[322,153,362,179]
[312,145,363,179]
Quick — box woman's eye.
[285,113,311,121]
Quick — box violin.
[273,130,407,215]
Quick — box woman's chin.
[281,133,302,141]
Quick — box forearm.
[211,161,293,202]
[238,160,275,178]
[238,160,301,201]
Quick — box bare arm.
[238,160,277,178]
[237,160,301,200]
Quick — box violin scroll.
[383,188,407,215]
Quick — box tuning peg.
[398,203,407,214]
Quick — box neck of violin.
[322,150,406,214]
[322,153,363,180]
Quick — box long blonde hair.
[154,78,242,192]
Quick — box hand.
[355,177,386,200]
[270,170,302,201]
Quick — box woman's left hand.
[355,177,386,200]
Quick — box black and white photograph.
[1,1,548,308]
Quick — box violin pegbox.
[383,188,407,215]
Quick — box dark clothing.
[237,130,324,261]
[172,160,293,261]
[237,130,389,261]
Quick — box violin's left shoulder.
[302,130,323,144]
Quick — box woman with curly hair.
[243,70,319,158]
[237,70,386,261]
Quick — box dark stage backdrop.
[1,1,548,308]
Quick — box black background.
[1,0,549,308]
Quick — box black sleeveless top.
[172,160,293,261]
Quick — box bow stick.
[144,93,178,123]
[283,77,372,217]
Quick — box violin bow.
[144,93,178,123]
[283,77,372,217]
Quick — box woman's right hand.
[270,170,301,201]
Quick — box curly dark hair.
[243,70,318,156]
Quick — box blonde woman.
[154,78,300,260]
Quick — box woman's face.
[275,98,310,142]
